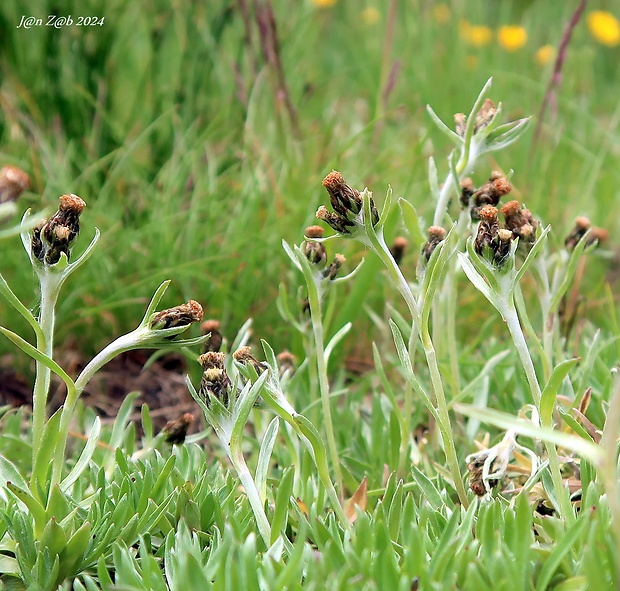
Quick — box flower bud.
[0,165,30,203]
[33,194,86,264]
[198,352,232,406]
[303,226,327,265]
[149,300,203,330]
[201,319,223,353]
[323,253,346,280]
[389,236,408,266]
[422,226,446,261]
[233,346,267,375]
[474,205,499,256]
[162,413,195,444]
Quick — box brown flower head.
[454,99,497,138]
[198,352,232,406]
[460,177,475,208]
[323,253,346,280]
[276,350,296,377]
[201,319,223,353]
[34,194,86,264]
[162,413,195,444]
[494,228,514,266]
[303,226,327,265]
[322,171,363,217]
[500,200,538,246]
[467,455,500,496]
[474,99,497,132]
[470,172,512,220]
[0,165,30,204]
[150,300,203,330]
[316,205,354,234]
[422,226,446,261]
[390,236,408,266]
[474,205,499,256]
[454,113,467,137]
[564,216,607,250]
[318,171,379,233]
[233,346,268,375]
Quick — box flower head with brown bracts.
[389,236,408,266]
[564,216,608,250]
[422,226,447,262]
[501,200,539,247]
[198,351,232,407]
[149,300,203,330]
[162,413,195,444]
[31,194,87,265]
[317,171,379,235]
[201,319,223,353]
[467,171,513,220]
[474,205,500,256]
[0,165,30,204]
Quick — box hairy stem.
[306,278,344,499]
[31,276,61,488]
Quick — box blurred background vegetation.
[1,0,619,376]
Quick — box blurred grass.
[1,0,619,372]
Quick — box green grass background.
[1,0,618,368]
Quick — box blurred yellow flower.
[433,4,451,24]
[460,20,493,47]
[312,0,336,7]
[498,25,527,51]
[362,7,380,25]
[535,44,555,66]
[587,11,620,47]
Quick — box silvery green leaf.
[426,104,463,146]
[256,417,280,502]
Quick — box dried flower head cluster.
[564,216,608,250]
[461,171,513,221]
[31,194,86,265]
[149,300,203,330]
[0,165,30,204]
[500,200,538,247]
[454,99,497,138]
[198,351,232,407]
[316,171,379,234]
[421,226,446,261]
[474,201,539,267]
[302,226,346,279]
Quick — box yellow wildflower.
[433,4,450,24]
[361,7,380,25]
[497,25,527,51]
[312,0,336,7]
[535,44,555,66]
[587,11,620,47]
[460,20,493,47]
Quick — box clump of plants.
[0,80,618,589]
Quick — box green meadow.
[0,1,619,589]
